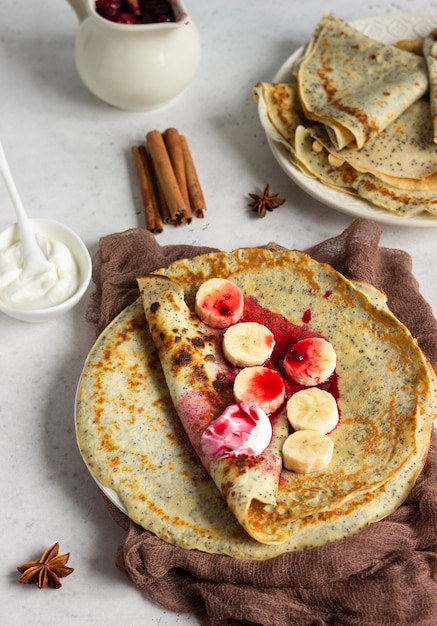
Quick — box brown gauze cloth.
[87,218,437,626]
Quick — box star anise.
[17,542,74,589]
[248,184,285,217]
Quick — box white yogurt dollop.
[201,402,273,461]
[0,234,79,310]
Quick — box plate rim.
[268,13,437,228]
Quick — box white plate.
[74,369,130,515]
[268,14,437,227]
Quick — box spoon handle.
[0,140,32,237]
[0,139,50,271]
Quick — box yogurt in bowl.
[0,219,92,322]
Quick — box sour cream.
[0,234,79,310]
[201,402,273,460]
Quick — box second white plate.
[268,14,437,228]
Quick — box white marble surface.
[2,1,437,624]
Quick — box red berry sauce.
[95,0,176,24]
[242,296,317,364]
[302,308,312,324]
[242,295,339,401]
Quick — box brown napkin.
[88,218,437,626]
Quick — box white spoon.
[0,139,51,275]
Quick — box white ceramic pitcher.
[67,0,201,111]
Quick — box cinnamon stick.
[146,130,186,223]
[163,128,192,224]
[180,134,207,217]
[131,145,163,233]
[156,175,174,224]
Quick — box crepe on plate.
[296,12,429,150]
[254,12,437,217]
[75,249,436,559]
[254,80,437,217]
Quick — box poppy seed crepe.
[76,249,436,558]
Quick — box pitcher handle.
[66,0,88,22]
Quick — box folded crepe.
[136,273,289,544]
[296,12,429,150]
[254,81,437,216]
[308,99,437,184]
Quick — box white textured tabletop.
[1,1,437,624]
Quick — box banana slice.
[286,387,339,434]
[282,337,336,386]
[222,322,275,367]
[195,278,244,329]
[282,430,334,473]
[233,365,285,414]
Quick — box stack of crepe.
[254,12,437,218]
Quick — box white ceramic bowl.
[0,218,92,322]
